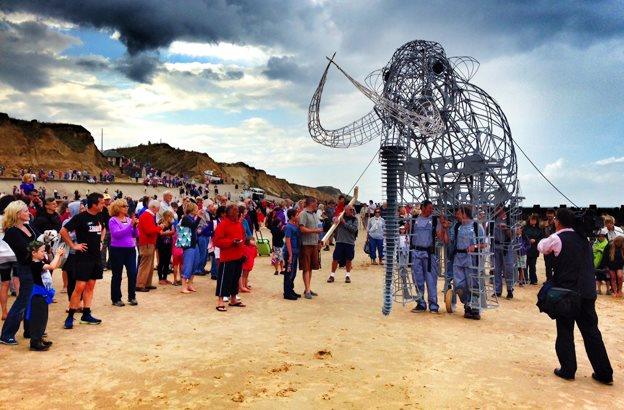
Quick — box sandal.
[228,301,246,307]
[215,306,227,312]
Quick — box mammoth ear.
[448,56,479,81]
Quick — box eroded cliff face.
[0,112,344,201]
[0,113,111,175]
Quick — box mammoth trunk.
[381,146,404,316]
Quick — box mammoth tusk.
[308,55,382,148]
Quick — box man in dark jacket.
[32,198,61,233]
[538,208,613,385]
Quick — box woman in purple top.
[108,199,138,307]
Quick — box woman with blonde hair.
[0,194,16,321]
[0,200,38,345]
[108,199,138,307]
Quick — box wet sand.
[0,231,622,409]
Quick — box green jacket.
[593,239,608,269]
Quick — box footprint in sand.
[314,349,332,360]
[269,363,291,373]
[276,387,297,397]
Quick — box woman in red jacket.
[213,205,245,311]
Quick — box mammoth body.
[308,40,520,315]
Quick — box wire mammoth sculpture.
[308,40,521,316]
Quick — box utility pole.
[101,128,104,151]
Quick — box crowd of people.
[14,168,115,184]
[0,177,366,351]
[0,178,616,386]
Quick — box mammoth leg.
[381,146,404,316]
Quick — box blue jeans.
[110,246,137,303]
[193,236,209,274]
[210,255,219,278]
[182,247,197,280]
[369,237,384,260]
[283,250,299,297]
[1,264,32,340]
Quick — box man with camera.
[538,208,613,385]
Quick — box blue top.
[284,223,300,254]
[242,219,253,238]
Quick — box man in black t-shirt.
[60,192,105,329]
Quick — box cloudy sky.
[0,0,623,205]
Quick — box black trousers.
[544,254,555,281]
[65,255,77,302]
[28,295,48,342]
[555,298,613,379]
[527,255,538,284]
[157,244,172,281]
[110,247,137,303]
[215,258,243,297]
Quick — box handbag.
[0,239,16,265]
[536,281,581,320]
[364,237,371,255]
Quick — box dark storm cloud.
[115,53,161,83]
[0,19,77,91]
[2,0,622,59]
[0,0,323,54]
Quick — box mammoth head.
[380,40,456,127]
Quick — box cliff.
[0,112,345,201]
[0,112,111,175]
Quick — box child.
[156,211,175,285]
[20,174,35,196]
[28,241,64,351]
[171,218,183,286]
[593,229,610,295]
[283,209,301,300]
[267,210,285,275]
[514,226,530,286]
[240,237,257,293]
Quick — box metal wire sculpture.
[308,40,521,316]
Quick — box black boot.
[30,339,50,351]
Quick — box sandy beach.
[0,229,622,409]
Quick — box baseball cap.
[103,193,112,200]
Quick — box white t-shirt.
[607,226,624,242]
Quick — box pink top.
[537,228,574,257]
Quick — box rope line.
[346,148,380,197]
[513,140,579,208]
